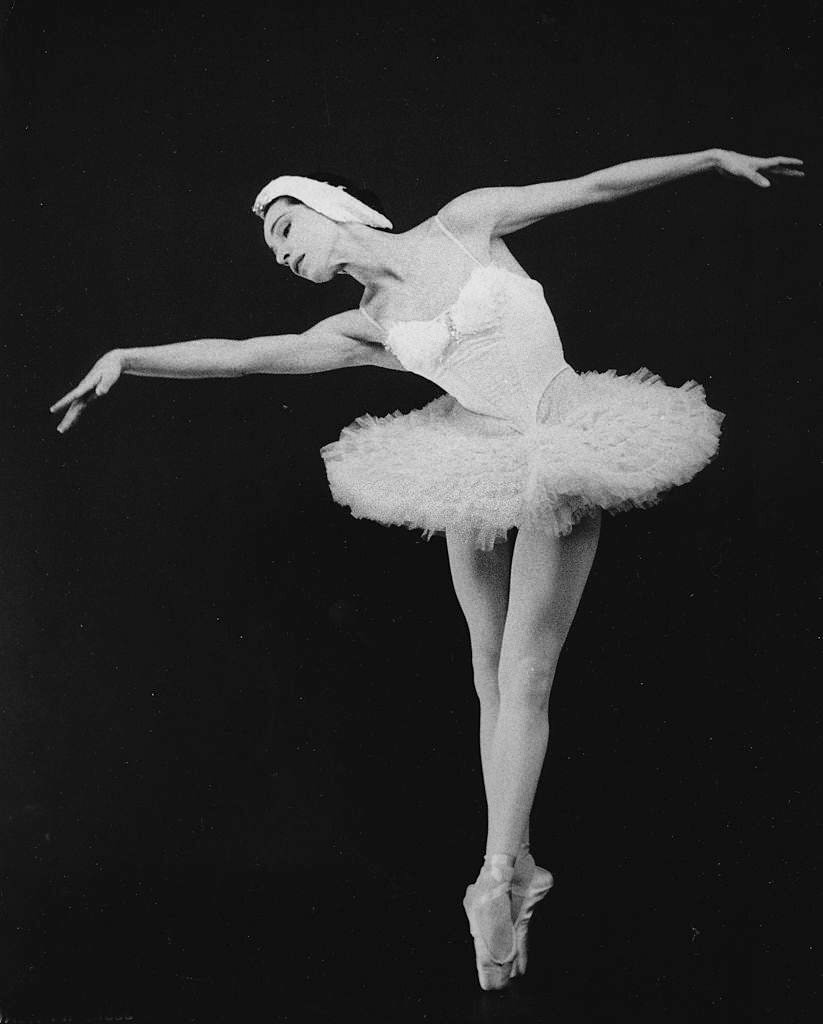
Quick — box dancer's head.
[253,173,390,283]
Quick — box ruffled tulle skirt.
[319,367,725,550]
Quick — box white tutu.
[320,366,725,550]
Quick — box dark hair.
[260,171,389,224]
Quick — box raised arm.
[440,149,804,237]
[50,310,404,433]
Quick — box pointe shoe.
[462,862,517,991]
[508,865,554,979]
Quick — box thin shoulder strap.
[434,214,485,267]
[358,304,384,332]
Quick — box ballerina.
[50,148,803,990]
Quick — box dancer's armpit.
[240,310,406,374]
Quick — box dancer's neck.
[331,222,423,292]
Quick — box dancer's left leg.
[486,511,601,858]
[468,511,601,962]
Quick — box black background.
[2,2,821,1021]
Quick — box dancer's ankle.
[481,852,515,883]
[513,843,536,883]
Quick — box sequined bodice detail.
[381,258,572,432]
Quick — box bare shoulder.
[438,190,499,230]
[436,193,496,256]
[436,197,531,275]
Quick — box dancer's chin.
[308,264,337,284]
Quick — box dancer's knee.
[471,649,501,707]
[498,648,562,710]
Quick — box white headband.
[251,175,393,230]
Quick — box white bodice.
[359,216,572,432]
[379,259,572,432]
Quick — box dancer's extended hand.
[715,150,804,188]
[50,350,123,433]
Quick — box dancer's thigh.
[446,530,513,666]
[499,512,601,675]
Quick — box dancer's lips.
[297,255,305,275]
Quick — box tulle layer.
[319,367,725,550]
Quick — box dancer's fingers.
[50,387,83,413]
[57,398,88,433]
[50,374,98,413]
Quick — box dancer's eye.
[283,223,290,238]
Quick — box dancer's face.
[262,198,338,283]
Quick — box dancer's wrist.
[706,148,724,170]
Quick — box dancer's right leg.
[446,530,512,803]
[446,532,532,851]
[447,531,517,963]
[445,533,531,865]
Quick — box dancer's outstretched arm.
[442,148,804,235]
[50,309,403,433]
